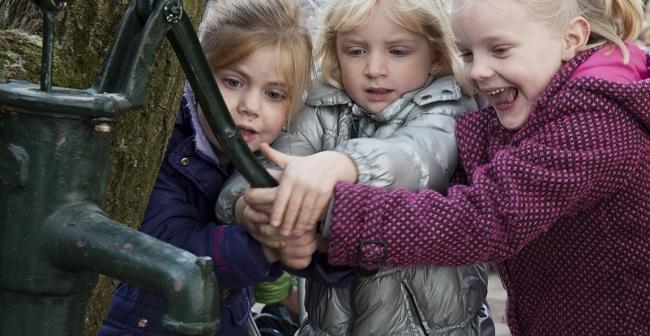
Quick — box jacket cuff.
[335,143,391,187]
[327,182,387,269]
[215,190,240,223]
[212,225,282,288]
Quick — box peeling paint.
[56,134,66,150]
[174,280,184,292]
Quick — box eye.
[389,47,411,56]
[458,51,473,63]
[492,45,511,57]
[266,89,287,102]
[346,47,366,56]
[222,77,243,89]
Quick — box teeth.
[487,88,506,96]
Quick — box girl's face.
[199,45,291,153]
[452,0,565,130]
[335,6,434,114]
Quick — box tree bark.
[0,1,207,334]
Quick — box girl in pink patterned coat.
[250,0,650,335]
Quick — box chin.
[497,115,527,131]
[246,143,258,152]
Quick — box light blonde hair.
[316,0,459,89]
[451,0,646,63]
[199,0,313,122]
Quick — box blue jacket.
[98,87,282,336]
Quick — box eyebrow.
[222,67,288,88]
[454,40,467,49]
[265,81,289,89]
[339,36,420,46]
[455,33,516,50]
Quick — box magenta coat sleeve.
[325,83,649,270]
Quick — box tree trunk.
[0,1,207,334]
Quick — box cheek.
[264,107,289,134]
[339,64,355,85]
[338,58,360,80]
[215,83,237,116]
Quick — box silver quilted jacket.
[216,76,493,336]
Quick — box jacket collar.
[306,75,463,122]
[167,84,229,202]
[182,83,220,165]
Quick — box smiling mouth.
[486,87,518,110]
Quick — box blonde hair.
[316,0,459,89]
[199,0,313,122]
[451,0,646,63]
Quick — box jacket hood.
[534,46,650,135]
[567,47,650,133]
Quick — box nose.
[363,51,387,78]
[469,55,495,83]
[237,89,260,119]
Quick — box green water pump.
[0,0,276,335]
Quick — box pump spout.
[43,203,219,336]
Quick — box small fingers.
[249,224,287,250]
[279,188,305,237]
[269,181,292,229]
[242,205,269,224]
[293,191,318,237]
[279,234,317,269]
[306,192,332,229]
[259,222,284,240]
[244,187,277,205]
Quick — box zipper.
[350,114,360,139]
[402,279,431,335]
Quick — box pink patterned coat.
[325,48,650,335]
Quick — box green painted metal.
[0,0,278,334]
[0,108,218,335]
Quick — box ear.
[561,16,591,61]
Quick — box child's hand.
[259,143,357,237]
[278,228,321,270]
[236,191,286,249]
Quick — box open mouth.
[366,88,393,101]
[238,126,257,142]
[486,87,518,111]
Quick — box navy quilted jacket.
[98,87,282,336]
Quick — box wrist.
[328,151,358,182]
[261,245,280,263]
